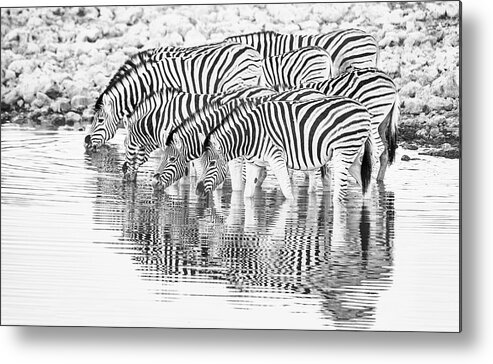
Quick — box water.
[1,125,460,331]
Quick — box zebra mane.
[94,50,154,112]
[164,99,225,146]
[94,42,232,112]
[226,30,279,42]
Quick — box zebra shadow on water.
[84,146,395,328]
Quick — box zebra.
[152,88,329,191]
[299,67,400,181]
[123,86,276,181]
[261,46,332,88]
[195,96,373,203]
[84,42,263,151]
[225,29,379,76]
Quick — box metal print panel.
[0,1,460,331]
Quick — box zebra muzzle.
[84,135,93,150]
[151,173,162,189]
[196,181,205,196]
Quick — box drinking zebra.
[299,67,400,181]
[195,97,373,203]
[84,42,263,151]
[122,86,276,181]
[225,29,379,76]
[261,46,332,88]
[152,88,329,191]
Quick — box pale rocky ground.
[0,2,460,156]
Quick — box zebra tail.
[361,138,373,195]
[387,94,400,165]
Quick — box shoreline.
[1,109,460,159]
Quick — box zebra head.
[152,135,189,190]
[85,95,119,151]
[195,136,228,197]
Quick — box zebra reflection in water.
[85,147,394,328]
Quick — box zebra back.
[211,96,372,171]
[261,46,332,88]
[225,29,379,76]
[303,68,398,159]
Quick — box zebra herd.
[84,29,400,204]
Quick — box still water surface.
[1,126,459,331]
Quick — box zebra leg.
[332,151,351,203]
[228,158,244,191]
[216,181,225,190]
[269,152,294,200]
[321,164,332,191]
[244,163,262,198]
[377,150,389,182]
[307,171,318,193]
[256,166,268,187]
[123,135,139,181]
[132,148,150,181]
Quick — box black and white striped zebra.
[225,29,379,76]
[299,67,400,181]
[152,88,329,190]
[195,97,373,202]
[122,86,276,181]
[84,42,263,150]
[261,46,331,88]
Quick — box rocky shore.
[1,2,460,157]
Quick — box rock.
[25,43,41,55]
[149,14,193,37]
[3,69,16,82]
[8,59,36,74]
[77,27,102,43]
[74,121,84,131]
[65,111,82,125]
[429,126,440,138]
[426,96,454,112]
[98,7,114,21]
[379,31,400,48]
[161,32,184,47]
[400,81,421,98]
[1,101,12,112]
[3,90,19,105]
[71,95,93,110]
[403,98,424,115]
[183,28,207,47]
[401,155,411,161]
[35,92,51,106]
[44,84,63,99]
[266,4,298,23]
[441,143,453,151]
[114,7,144,25]
[82,108,95,122]
[31,98,45,108]
[299,20,320,31]
[50,113,66,127]
[51,97,71,113]
[403,31,426,47]
[431,72,459,99]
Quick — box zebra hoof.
[123,170,137,182]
